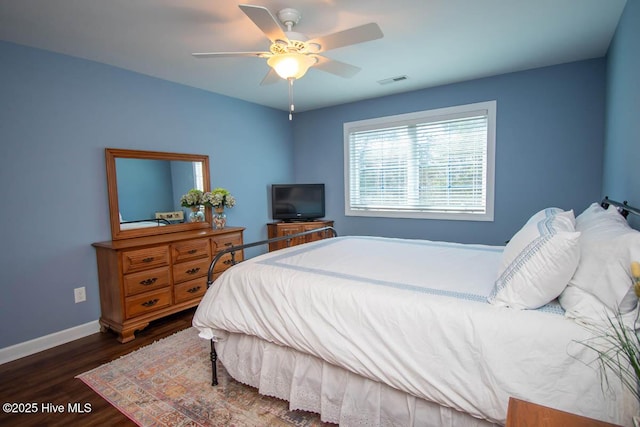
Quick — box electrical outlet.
[74,286,86,303]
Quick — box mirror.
[105,148,212,240]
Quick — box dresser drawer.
[173,257,210,283]
[121,246,170,274]
[212,251,243,274]
[125,288,171,318]
[301,222,334,242]
[212,232,243,252]
[172,238,211,263]
[123,266,171,296]
[212,232,244,272]
[174,276,207,303]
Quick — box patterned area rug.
[77,327,330,426]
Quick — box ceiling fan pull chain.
[191,5,383,119]
[288,77,295,121]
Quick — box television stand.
[267,219,334,252]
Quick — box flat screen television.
[271,183,325,221]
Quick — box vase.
[213,208,226,229]
[189,206,204,222]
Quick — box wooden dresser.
[93,227,244,342]
[267,220,334,251]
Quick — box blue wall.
[293,59,607,245]
[2,0,638,349]
[116,158,174,220]
[0,41,294,348]
[603,0,640,228]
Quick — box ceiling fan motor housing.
[277,8,301,29]
[275,8,308,48]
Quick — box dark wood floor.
[0,308,196,427]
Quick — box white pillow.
[560,284,640,329]
[525,207,566,226]
[488,210,580,309]
[576,202,630,242]
[500,210,576,270]
[569,231,640,314]
[559,284,613,325]
[575,202,604,230]
[568,202,640,314]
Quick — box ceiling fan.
[192,4,383,119]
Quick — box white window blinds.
[344,101,495,221]
[193,161,204,191]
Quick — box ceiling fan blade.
[192,51,268,59]
[308,23,383,52]
[260,68,281,86]
[239,4,288,44]
[313,56,361,78]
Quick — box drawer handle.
[224,242,233,247]
[139,278,157,286]
[142,257,154,263]
[186,267,200,275]
[141,298,159,307]
[188,249,198,254]
[223,259,233,265]
[187,286,201,294]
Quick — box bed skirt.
[216,333,500,427]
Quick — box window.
[193,161,205,214]
[344,100,496,221]
[193,161,204,191]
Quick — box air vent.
[377,75,408,85]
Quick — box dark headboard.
[600,197,640,219]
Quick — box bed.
[119,217,170,230]
[193,199,640,426]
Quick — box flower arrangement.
[202,187,236,210]
[579,261,640,404]
[180,189,204,208]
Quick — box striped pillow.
[488,210,580,309]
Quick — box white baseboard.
[0,320,101,365]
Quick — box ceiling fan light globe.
[268,53,315,79]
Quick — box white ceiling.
[0,0,627,112]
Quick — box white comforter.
[193,236,636,425]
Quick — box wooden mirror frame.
[105,148,212,240]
